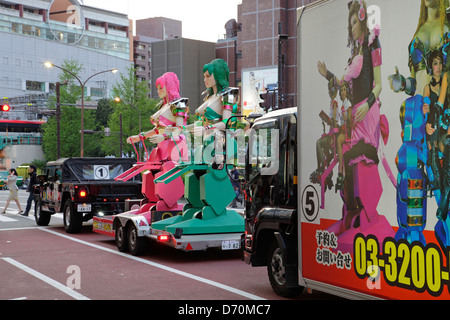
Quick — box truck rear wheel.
[127,223,146,256]
[63,199,82,234]
[115,223,128,252]
[34,197,51,226]
[267,240,303,298]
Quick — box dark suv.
[34,157,142,233]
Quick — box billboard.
[298,0,450,299]
[241,67,278,116]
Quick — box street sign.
[75,100,98,109]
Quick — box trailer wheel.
[34,197,51,226]
[115,223,128,252]
[127,223,146,256]
[63,199,82,234]
[267,240,303,298]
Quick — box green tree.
[95,98,113,128]
[41,59,98,160]
[102,66,159,158]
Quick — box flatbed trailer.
[93,214,242,253]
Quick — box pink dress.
[343,25,382,166]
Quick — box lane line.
[40,228,266,300]
[0,226,46,232]
[1,257,90,300]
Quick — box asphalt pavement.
[0,189,339,302]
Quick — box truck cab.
[242,107,302,297]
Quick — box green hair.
[203,59,230,97]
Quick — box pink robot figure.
[115,72,188,214]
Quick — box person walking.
[1,168,23,214]
[21,164,37,216]
[230,168,242,208]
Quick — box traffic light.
[1,104,10,112]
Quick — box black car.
[34,157,142,233]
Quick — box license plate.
[222,240,240,250]
[77,204,91,212]
[94,221,112,232]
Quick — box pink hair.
[155,72,180,104]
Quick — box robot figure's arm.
[388,66,416,96]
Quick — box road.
[0,189,340,303]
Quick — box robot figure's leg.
[435,136,450,250]
[395,96,427,245]
[395,145,427,245]
[436,136,450,222]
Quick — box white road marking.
[1,257,90,300]
[0,215,16,222]
[40,228,266,300]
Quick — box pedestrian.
[230,168,242,208]
[21,164,37,216]
[1,168,23,214]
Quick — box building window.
[90,87,105,97]
[26,81,45,92]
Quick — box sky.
[82,0,242,42]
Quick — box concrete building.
[132,17,216,107]
[151,38,216,110]
[0,0,133,101]
[136,17,182,41]
[217,0,313,115]
[0,0,133,169]
[133,17,182,95]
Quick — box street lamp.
[44,61,118,157]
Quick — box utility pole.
[119,113,123,157]
[56,82,61,159]
[278,21,288,110]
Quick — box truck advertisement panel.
[298,0,450,299]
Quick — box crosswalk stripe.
[0,215,17,222]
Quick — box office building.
[0,0,133,168]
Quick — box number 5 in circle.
[301,185,319,222]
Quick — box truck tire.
[127,223,146,256]
[267,240,303,298]
[115,223,128,252]
[34,197,51,226]
[63,199,82,234]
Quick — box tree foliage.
[42,62,160,161]
[102,66,159,158]
[41,59,98,161]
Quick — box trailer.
[92,159,243,255]
[94,209,242,255]
[243,0,450,299]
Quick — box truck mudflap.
[149,228,243,252]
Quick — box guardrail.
[0,136,42,150]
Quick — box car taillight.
[158,235,170,242]
[76,186,88,198]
